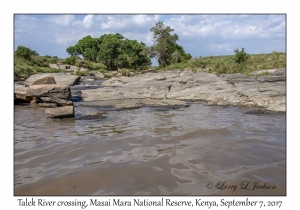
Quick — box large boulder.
[26,84,71,100]
[45,106,74,118]
[24,73,80,86]
[31,76,56,85]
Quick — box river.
[14,95,286,195]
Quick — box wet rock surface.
[79,68,286,112]
[14,68,286,115]
[45,106,74,118]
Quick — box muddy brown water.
[14,100,286,195]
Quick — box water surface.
[14,101,286,195]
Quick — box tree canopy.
[66,33,151,70]
[149,21,192,67]
[66,21,192,70]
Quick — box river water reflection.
[14,101,286,195]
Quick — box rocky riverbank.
[80,68,286,112]
[14,68,286,118]
[14,73,80,118]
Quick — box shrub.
[234,48,249,64]
[76,71,87,76]
[119,69,130,77]
[15,46,35,60]
[104,73,115,79]
[49,57,58,64]
[98,69,108,74]
[65,56,76,65]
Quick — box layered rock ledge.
[80,68,286,112]
[14,74,80,118]
[14,68,286,118]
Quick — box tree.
[15,46,36,60]
[98,33,151,71]
[66,46,78,57]
[116,39,151,70]
[97,33,123,70]
[66,35,100,62]
[149,21,191,67]
[66,33,151,71]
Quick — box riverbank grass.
[14,56,63,79]
[156,52,286,74]
[14,52,286,79]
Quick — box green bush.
[119,69,131,77]
[234,48,249,64]
[15,46,35,60]
[104,73,115,79]
[76,71,87,76]
[98,69,109,74]
[65,56,76,65]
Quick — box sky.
[14,14,286,65]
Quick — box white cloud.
[132,15,152,24]
[83,15,94,28]
[165,14,285,40]
[14,14,286,59]
[209,43,232,52]
[47,15,75,26]
[99,15,158,33]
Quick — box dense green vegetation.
[156,51,286,74]
[65,21,192,70]
[14,21,286,79]
[14,46,63,79]
[66,33,151,71]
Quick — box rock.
[85,111,107,116]
[30,99,38,104]
[257,76,286,83]
[49,64,60,69]
[26,84,71,100]
[31,76,56,85]
[114,101,145,109]
[270,68,286,76]
[94,72,104,79]
[40,97,73,106]
[75,99,188,110]
[249,69,277,75]
[179,69,193,77]
[14,84,32,101]
[79,68,286,112]
[24,73,80,86]
[39,103,58,107]
[80,67,89,72]
[219,73,257,84]
[45,106,74,118]
[141,69,158,74]
[84,78,95,82]
[145,99,189,108]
